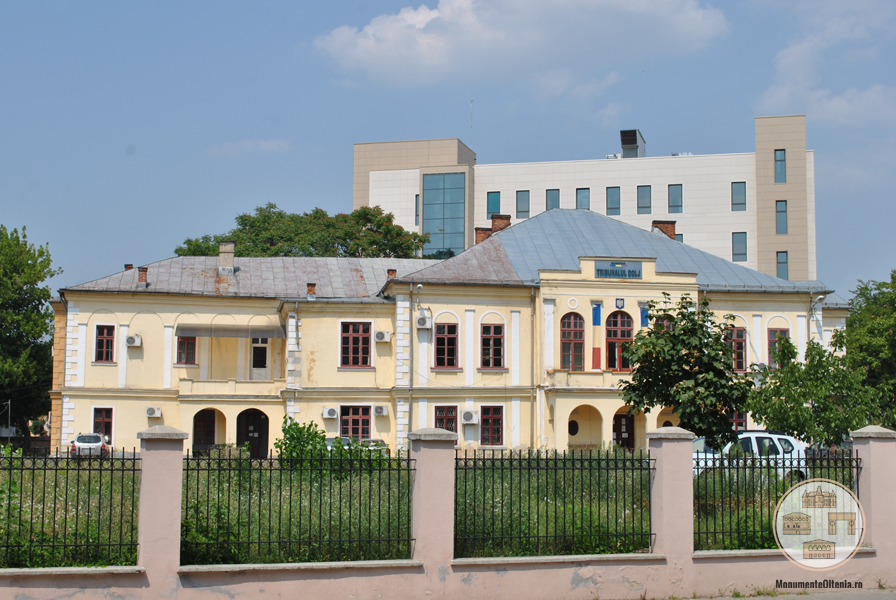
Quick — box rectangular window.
[546,189,560,211]
[731,182,746,211]
[487,191,501,218]
[340,322,371,367]
[668,184,682,214]
[637,185,651,214]
[725,327,747,372]
[434,323,458,368]
[340,406,371,440]
[768,329,789,369]
[93,408,113,439]
[95,325,115,363]
[434,406,457,433]
[777,251,789,280]
[732,232,747,262]
[776,200,788,234]
[675,234,683,243]
[415,194,420,226]
[606,187,620,215]
[729,411,748,431]
[576,188,590,210]
[516,190,530,219]
[775,149,786,183]
[423,173,465,257]
[481,406,503,445]
[481,324,504,368]
[177,337,196,365]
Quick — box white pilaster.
[286,313,302,389]
[75,323,87,387]
[511,310,521,386]
[118,324,129,388]
[465,309,475,385]
[418,398,428,429]
[752,314,763,364]
[543,300,556,372]
[512,397,521,447]
[163,325,174,388]
[199,337,210,381]
[418,324,429,387]
[395,296,410,387]
[797,314,807,362]
[236,338,246,380]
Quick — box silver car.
[70,433,109,458]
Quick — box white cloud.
[208,139,290,156]
[315,0,728,87]
[534,70,623,100]
[595,101,624,128]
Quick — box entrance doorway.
[192,409,223,455]
[613,414,634,449]
[237,409,269,458]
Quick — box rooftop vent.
[620,129,646,158]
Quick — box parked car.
[326,436,353,451]
[692,431,808,480]
[70,433,109,458]
[806,437,853,458]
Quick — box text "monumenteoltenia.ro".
[776,580,863,590]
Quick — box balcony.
[545,369,629,389]
[178,378,286,398]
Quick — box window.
[481,324,504,368]
[732,232,747,262]
[775,149,786,183]
[340,322,371,367]
[95,325,115,363]
[423,173,465,257]
[560,313,584,371]
[251,337,268,369]
[576,188,590,210]
[731,182,746,211]
[340,406,371,440]
[606,187,620,215]
[637,185,651,214]
[415,194,420,226]
[779,438,795,454]
[487,191,500,218]
[516,190,530,219]
[434,323,458,368]
[546,189,560,211]
[777,251,789,280]
[668,184,682,214]
[768,328,789,369]
[725,327,747,372]
[93,408,113,439]
[193,409,216,447]
[757,437,780,456]
[481,406,503,445]
[606,311,633,371]
[776,200,787,234]
[434,406,457,433]
[177,337,197,365]
[728,411,747,431]
[675,234,683,243]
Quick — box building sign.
[595,260,642,280]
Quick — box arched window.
[606,311,633,371]
[561,313,585,371]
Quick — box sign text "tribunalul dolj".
[594,260,643,280]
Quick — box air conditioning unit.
[461,409,479,425]
[374,331,392,343]
[322,407,339,419]
[374,405,389,417]
[146,406,162,418]
[416,315,432,329]
[126,334,142,347]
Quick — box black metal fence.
[455,449,654,558]
[181,448,414,565]
[693,450,861,550]
[0,451,140,568]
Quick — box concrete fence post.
[851,425,896,551]
[136,425,189,594]
[408,428,458,574]
[646,426,695,588]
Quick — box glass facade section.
[606,187,620,215]
[415,194,419,226]
[668,184,682,214]
[486,191,500,218]
[731,182,746,211]
[423,173,465,257]
[546,189,560,211]
[776,200,788,234]
[576,188,590,210]
[637,186,651,214]
[516,190,530,219]
[775,149,786,183]
[732,232,747,262]
[777,251,789,280]
[675,234,683,243]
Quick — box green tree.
[620,293,753,448]
[0,226,61,438]
[843,271,896,426]
[175,204,429,259]
[748,334,879,445]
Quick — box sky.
[2,0,894,299]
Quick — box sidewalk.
[697,590,896,600]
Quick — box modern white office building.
[353,115,815,281]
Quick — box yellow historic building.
[49,210,839,455]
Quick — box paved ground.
[696,590,896,600]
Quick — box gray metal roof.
[821,292,850,310]
[62,257,440,300]
[400,210,832,294]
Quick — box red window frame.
[729,411,748,431]
[481,406,503,446]
[561,313,585,372]
[193,409,216,446]
[95,325,115,363]
[93,408,113,439]
[606,311,633,371]
[340,322,371,367]
[481,324,504,368]
[340,405,371,440]
[434,323,458,368]
[725,327,747,372]
[434,406,457,433]
[177,336,197,365]
[768,328,789,369]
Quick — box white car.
[692,431,808,480]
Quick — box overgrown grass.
[0,453,140,568]
[180,447,413,565]
[454,448,653,558]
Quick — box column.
[646,426,695,562]
[409,428,457,568]
[851,425,896,549]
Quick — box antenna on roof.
[470,98,473,148]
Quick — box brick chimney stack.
[652,220,676,240]
[124,264,133,271]
[474,228,492,244]
[137,267,148,289]
[218,241,235,274]
[387,269,397,280]
[491,214,512,233]
[307,283,317,299]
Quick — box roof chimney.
[137,266,148,289]
[387,268,397,280]
[652,220,676,240]
[491,214,511,233]
[218,241,235,275]
[124,264,133,271]
[474,227,492,245]
[307,282,316,300]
